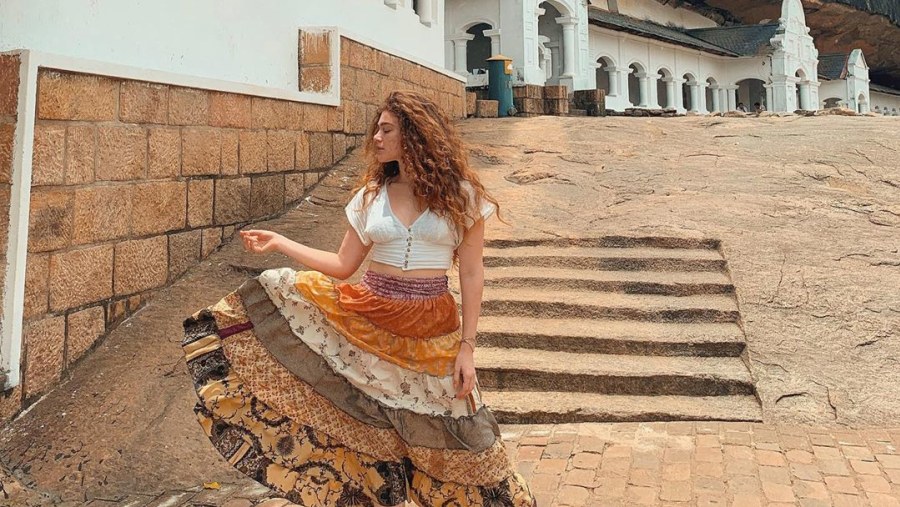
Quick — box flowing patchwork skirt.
[181,267,536,507]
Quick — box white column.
[557,16,578,78]
[418,0,434,25]
[711,86,721,112]
[727,86,738,111]
[607,67,621,97]
[765,83,774,111]
[648,73,659,108]
[672,78,685,112]
[483,28,502,56]
[698,82,708,113]
[719,88,729,112]
[800,82,812,110]
[664,78,676,110]
[809,81,821,111]
[450,34,474,75]
[499,0,528,84]
[637,72,650,108]
[770,77,792,112]
[690,83,700,113]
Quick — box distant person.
[754,102,766,113]
[737,102,747,112]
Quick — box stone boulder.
[816,107,858,116]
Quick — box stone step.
[483,246,726,272]
[482,266,734,296]
[477,316,745,357]
[482,391,763,423]
[481,287,740,323]
[484,236,720,250]
[484,245,724,260]
[475,347,755,396]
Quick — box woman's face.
[373,110,402,164]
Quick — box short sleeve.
[345,187,372,246]
[461,181,497,229]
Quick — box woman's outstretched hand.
[453,344,476,400]
[240,230,285,255]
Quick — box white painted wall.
[611,0,717,29]
[819,80,850,105]
[589,26,760,112]
[871,92,900,116]
[0,0,445,92]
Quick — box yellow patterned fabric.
[294,271,460,377]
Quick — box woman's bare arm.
[241,228,371,280]
[454,218,486,398]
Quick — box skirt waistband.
[361,271,449,300]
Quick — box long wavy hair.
[356,90,501,237]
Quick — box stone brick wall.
[0,35,464,421]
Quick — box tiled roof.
[587,10,738,57]
[818,53,849,80]
[870,83,900,96]
[686,24,781,57]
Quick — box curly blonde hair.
[356,90,500,234]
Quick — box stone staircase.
[461,237,761,424]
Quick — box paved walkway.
[505,422,900,507]
[4,421,899,506]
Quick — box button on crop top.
[345,181,496,270]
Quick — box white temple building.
[445,0,900,115]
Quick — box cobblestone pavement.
[4,421,899,506]
[503,422,900,507]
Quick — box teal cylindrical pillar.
[487,54,515,117]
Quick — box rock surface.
[464,114,900,427]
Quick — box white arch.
[682,72,697,85]
[857,93,869,114]
[537,0,575,17]
[656,67,674,79]
[456,18,496,34]
[732,76,767,86]
[625,61,648,107]
[626,60,647,74]
[595,54,617,68]
[822,96,842,109]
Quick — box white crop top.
[345,181,496,270]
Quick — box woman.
[181,90,535,506]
